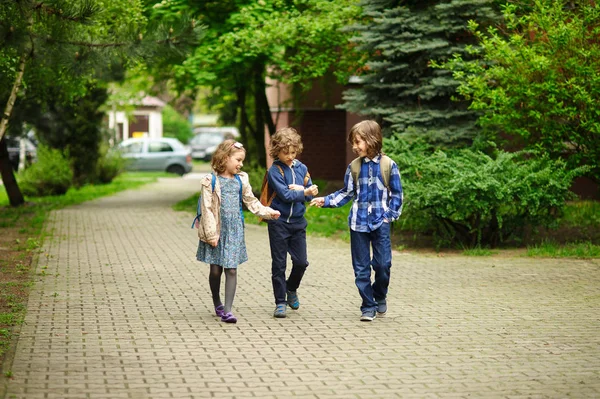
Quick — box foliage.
[160,0,362,165]
[342,0,500,146]
[385,134,588,248]
[18,145,73,197]
[162,104,193,144]
[240,161,267,198]
[439,0,600,180]
[0,0,202,205]
[96,145,126,184]
[28,85,110,186]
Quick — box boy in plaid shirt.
[311,120,403,321]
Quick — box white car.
[118,137,193,175]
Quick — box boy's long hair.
[211,139,246,174]
[269,127,304,159]
[348,120,383,159]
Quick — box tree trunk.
[0,51,28,142]
[236,85,248,146]
[252,62,269,166]
[0,136,25,206]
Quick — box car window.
[191,132,224,146]
[148,141,174,153]
[121,142,144,154]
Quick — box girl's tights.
[209,264,237,313]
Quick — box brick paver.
[3,176,600,398]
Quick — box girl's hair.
[211,139,246,174]
[348,120,383,158]
[269,127,304,158]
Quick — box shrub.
[385,137,588,248]
[243,162,267,197]
[19,145,73,197]
[438,1,600,181]
[96,146,126,184]
[162,105,193,144]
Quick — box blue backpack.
[191,173,245,229]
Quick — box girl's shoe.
[215,305,225,317]
[221,312,237,323]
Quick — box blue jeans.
[268,218,309,305]
[350,223,392,312]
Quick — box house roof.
[140,96,166,108]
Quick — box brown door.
[129,115,149,138]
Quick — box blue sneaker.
[376,300,387,316]
[273,304,287,318]
[360,310,376,322]
[286,291,300,310]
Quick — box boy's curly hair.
[211,139,246,174]
[348,120,383,159]
[269,127,304,159]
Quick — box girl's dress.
[196,175,248,269]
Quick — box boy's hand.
[304,185,318,196]
[271,210,281,220]
[310,197,325,207]
[288,184,304,191]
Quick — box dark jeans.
[350,222,392,312]
[268,218,309,305]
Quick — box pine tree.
[342,0,500,146]
[0,0,201,206]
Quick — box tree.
[159,0,362,165]
[0,0,201,205]
[440,0,600,181]
[341,0,500,146]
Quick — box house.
[107,96,166,142]
[265,77,360,182]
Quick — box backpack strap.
[191,174,216,228]
[380,155,392,188]
[350,155,392,189]
[350,157,362,190]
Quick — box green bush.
[96,146,126,184]
[243,162,267,197]
[162,105,193,144]
[19,145,73,197]
[385,137,588,248]
[438,1,600,181]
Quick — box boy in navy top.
[267,127,318,318]
[311,120,403,321]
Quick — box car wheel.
[166,165,185,176]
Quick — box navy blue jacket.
[268,159,314,224]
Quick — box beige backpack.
[350,155,392,189]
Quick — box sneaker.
[376,300,387,316]
[286,291,300,310]
[273,304,287,318]
[360,310,376,322]
[214,304,225,317]
[220,312,237,323]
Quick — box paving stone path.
[3,176,600,398]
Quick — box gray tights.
[209,264,237,313]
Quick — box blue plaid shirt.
[324,154,403,232]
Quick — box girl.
[197,140,280,323]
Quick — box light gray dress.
[196,176,248,269]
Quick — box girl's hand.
[208,238,219,247]
[288,184,304,191]
[310,197,325,207]
[271,210,281,220]
[304,184,318,196]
